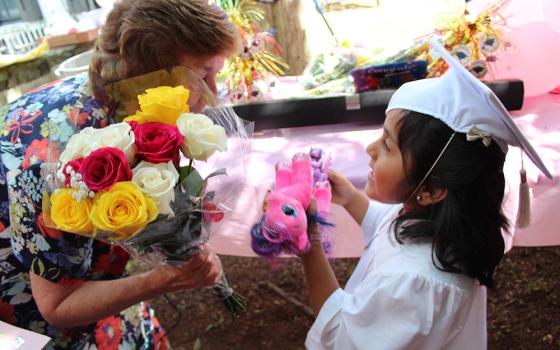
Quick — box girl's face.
[365,109,411,205]
[178,54,226,113]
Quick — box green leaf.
[178,164,195,184]
[205,168,227,180]
[180,168,204,197]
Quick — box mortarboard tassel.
[516,152,531,228]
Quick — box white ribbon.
[466,125,492,147]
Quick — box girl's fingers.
[307,198,318,215]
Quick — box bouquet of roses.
[41,69,252,316]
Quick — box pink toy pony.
[251,149,333,259]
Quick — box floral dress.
[0,73,171,349]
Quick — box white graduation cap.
[386,39,554,227]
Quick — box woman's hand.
[30,243,223,328]
[153,243,223,293]
[328,169,359,207]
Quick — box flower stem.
[188,158,193,174]
[211,274,246,317]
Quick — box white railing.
[0,21,46,55]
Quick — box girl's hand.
[300,199,340,316]
[153,243,223,293]
[299,199,322,258]
[328,169,358,207]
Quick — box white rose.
[176,113,228,161]
[131,160,179,217]
[59,123,136,164]
[59,127,96,163]
[88,122,136,164]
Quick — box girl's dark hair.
[394,110,508,289]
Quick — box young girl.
[300,41,553,349]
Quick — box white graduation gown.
[306,201,487,350]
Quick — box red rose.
[79,147,132,191]
[131,122,184,166]
[62,157,84,186]
[203,200,225,223]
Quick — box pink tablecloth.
[208,93,560,257]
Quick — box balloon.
[469,0,560,96]
[543,0,560,34]
[467,0,543,27]
[492,21,560,96]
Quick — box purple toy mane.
[309,147,332,187]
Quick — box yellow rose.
[131,86,190,125]
[90,182,159,240]
[50,189,95,236]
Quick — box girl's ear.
[416,187,448,206]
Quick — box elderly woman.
[0,0,239,348]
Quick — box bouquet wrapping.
[41,67,253,316]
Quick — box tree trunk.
[260,0,309,75]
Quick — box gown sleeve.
[306,272,469,350]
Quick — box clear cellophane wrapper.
[41,66,254,315]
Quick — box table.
[208,93,559,257]
[232,79,524,131]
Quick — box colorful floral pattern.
[0,73,171,349]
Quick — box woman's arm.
[31,244,222,328]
